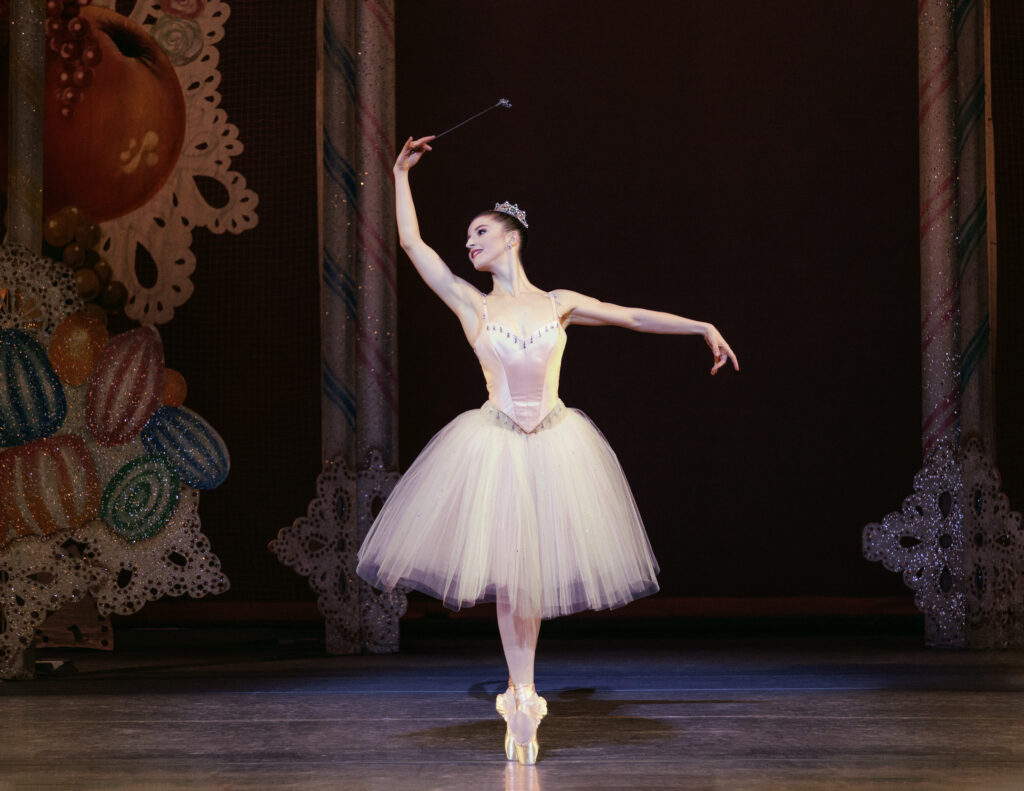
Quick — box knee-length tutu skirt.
[356,401,660,620]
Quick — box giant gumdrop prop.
[0,329,67,447]
[141,405,230,490]
[0,434,100,548]
[48,311,110,387]
[87,327,166,447]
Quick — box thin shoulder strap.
[547,292,560,322]
[481,294,489,321]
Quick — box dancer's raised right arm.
[394,136,481,338]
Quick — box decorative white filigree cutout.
[93,0,258,325]
[863,441,967,646]
[0,244,83,345]
[0,491,228,678]
[271,451,406,655]
[961,436,1024,648]
[863,436,1024,648]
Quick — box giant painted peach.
[42,6,187,221]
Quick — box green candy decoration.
[100,454,180,541]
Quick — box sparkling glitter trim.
[483,401,568,435]
[270,451,406,654]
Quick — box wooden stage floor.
[1,620,1023,790]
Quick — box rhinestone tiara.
[493,201,528,228]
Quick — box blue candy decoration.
[141,405,230,490]
[0,329,67,447]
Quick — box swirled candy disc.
[87,327,166,447]
[0,434,100,548]
[0,329,68,447]
[100,454,180,542]
[141,405,229,490]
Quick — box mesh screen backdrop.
[149,1,321,605]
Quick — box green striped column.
[952,0,992,450]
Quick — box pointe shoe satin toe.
[508,683,547,765]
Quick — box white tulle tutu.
[356,401,660,619]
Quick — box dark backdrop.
[161,0,927,610]
[393,0,920,600]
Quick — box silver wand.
[433,98,512,140]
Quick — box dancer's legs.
[496,601,547,763]
[496,601,540,685]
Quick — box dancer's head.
[466,205,529,270]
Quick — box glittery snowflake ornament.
[863,436,1024,648]
[271,451,406,654]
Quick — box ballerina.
[357,134,739,764]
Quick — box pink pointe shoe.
[507,683,547,765]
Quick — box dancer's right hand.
[395,135,435,171]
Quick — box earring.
[505,241,513,250]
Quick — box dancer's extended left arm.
[553,290,739,375]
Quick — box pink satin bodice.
[472,293,566,433]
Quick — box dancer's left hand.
[705,326,739,375]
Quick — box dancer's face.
[466,215,513,271]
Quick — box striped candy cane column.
[319,0,404,653]
[6,0,45,251]
[951,0,992,452]
[864,1,1023,648]
[918,0,960,459]
[271,0,405,655]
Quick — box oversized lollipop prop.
[432,98,512,140]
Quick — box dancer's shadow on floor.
[407,680,757,756]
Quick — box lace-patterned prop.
[862,437,1024,649]
[432,98,512,141]
[1,492,229,678]
[270,452,406,654]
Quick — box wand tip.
[497,98,512,109]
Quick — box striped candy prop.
[0,434,100,548]
[86,326,166,447]
[141,405,230,490]
[100,454,180,542]
[0,329,68,447]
